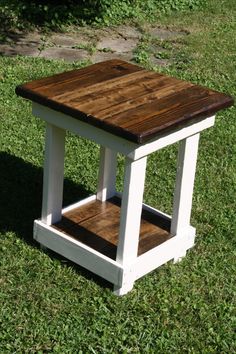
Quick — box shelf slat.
[53,197,172,260]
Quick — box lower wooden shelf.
[34,195,196,289]
[53,196,172,260]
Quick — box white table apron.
[32,102,215,295]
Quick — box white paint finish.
[35,190,196,295]
[171,134,200,236]
[31,102,215,295]
[116,156,147,266]
[114,156,147,294]
[34,220,195,293]
[62,194,96,214]
[173,250,187,263]
[141,201,171,221]
[32,102,136,157]
[172,226,196,263]
[34,220,123,286]
[113,266,135,296]
[113,283,134,296]
[41,123,65,225]
[134,226,195,280]
[97,146,117,201]
[32,103,215,161]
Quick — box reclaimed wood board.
[53,197,172,260]
[16,59,234,143]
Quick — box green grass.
[0,0,205,30]
[0,0,236,352]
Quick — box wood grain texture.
[16,59,234,143]
[53,197,172,260]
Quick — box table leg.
[114,156,147,295]
[41,123,66,225]
[97,146,117,202]
[171,133,200,262]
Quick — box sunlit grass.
[0,0,235,351]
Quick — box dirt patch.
[0,44,39,57]
[39,47,88,62]
[91,51,133,64]
[149,27,188,40]
[49,33,92,47]
[97,37,138,53]
[114,25,142,39]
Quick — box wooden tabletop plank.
[53,69,151,103]
[16,60,143,101]
[105,85,226,128]
[75,75,188,116]
[126,89,232,141]
[91,80,193,120]
[16,59,234,144]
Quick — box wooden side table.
[16,60,233,295]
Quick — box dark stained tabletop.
[15,59,234,144]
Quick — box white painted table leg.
[171,133,200,262]
[41,123,66,225]
[97,146,117,202]
[114,156,147,295]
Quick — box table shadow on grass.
[0,151,112,289]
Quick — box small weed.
[157,40,173,50]
[72,42,97,54]
[0,32,7,43]
[37,35,52,53]
[133,47,151,66]
[133,34,175,68]
[155,51,171,59]
[99,47,114,53]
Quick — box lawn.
[0,0,235,352]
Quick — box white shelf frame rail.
[34,198,195,288]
